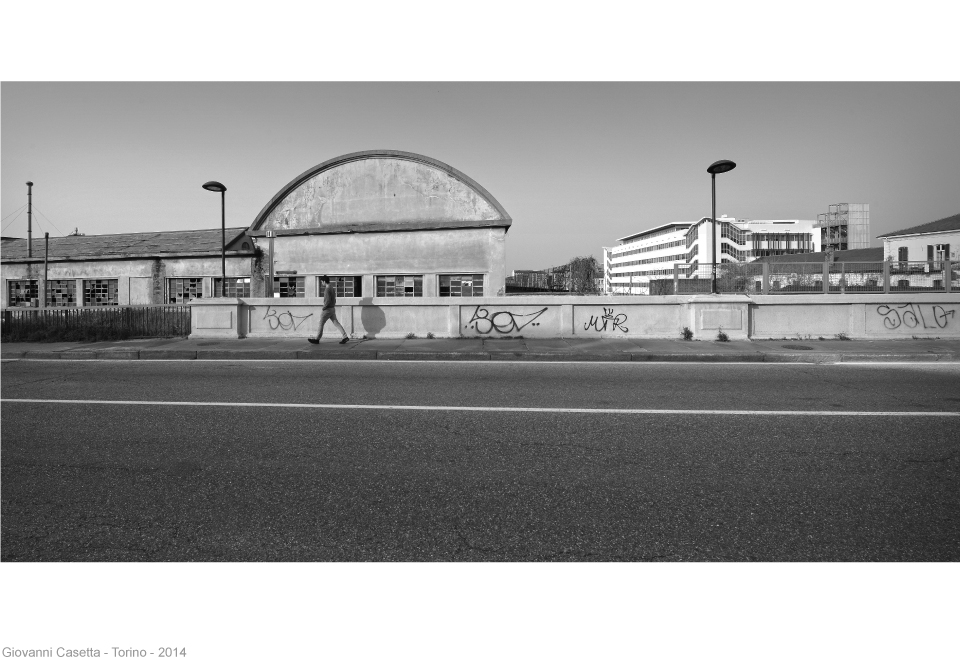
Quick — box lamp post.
[202,181,227,297]
[707,160,737,294]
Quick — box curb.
[297,350,376,360]
[490,352,631,361]
[377,351,489,361]
[140,350,199,360]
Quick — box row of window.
[613,252,687,268]
[8,279,120,307]
[7,274,485,307]
[613,239,686,258]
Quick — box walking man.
[308,276,350,344]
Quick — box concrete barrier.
[188,294,960,340]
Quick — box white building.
[877,213,959,265]
[603,222,691,295]
[604,216,820,294]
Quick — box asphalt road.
[2,360,958,561]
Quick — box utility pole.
[44,232,49,308]
[27,181,33,258]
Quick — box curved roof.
[250,150,512,235]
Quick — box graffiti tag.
[876,303,955,330]
[584,307,629,333]
[467,307,547,334]
[263,306,314,331]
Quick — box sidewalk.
[2,336,959,362]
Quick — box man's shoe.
[307,338,319,344]
[339,337,350,344]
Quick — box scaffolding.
[817,203,870,251]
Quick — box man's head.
[320,276,330,286]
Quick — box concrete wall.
[190,293,960,340]
[1,256,253,307]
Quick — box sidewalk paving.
[2,336,959,362]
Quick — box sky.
[4,82,958,272]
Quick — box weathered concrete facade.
[248,151,512,298]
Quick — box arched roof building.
[248,150,512,299]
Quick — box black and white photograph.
[1,4,957,659]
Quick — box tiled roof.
[754,247,884,263]
[876,213,960,238]
[1,228,252,262]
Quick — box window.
[213,277,251,297]
[322,276,362,297]
[274,276,304,298]
[376,275,422,297]
[166,278,203,304]
[46,280,77,307]
[8,280,39,307]
[84,279,119,306]
[440,274,484,297]
[898,247,908,262]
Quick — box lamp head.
[707,160,737,175]
[202,181,227,193]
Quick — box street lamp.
[202,181,227,297]
[707,160,736,294]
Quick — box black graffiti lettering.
[896,303,920,328]
[263,305,313,331]
[876,304,901,329]
[933,305,956,328]
[468,307,547,334]
[877,304,956,331]
[585,307,629,333]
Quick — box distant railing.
[1,305,192,341]
[637,260,958,295]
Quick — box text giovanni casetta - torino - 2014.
[2,649,183,658]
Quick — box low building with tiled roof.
[1,228,257,307]
[2,149,514,309]
[876,212,959,266]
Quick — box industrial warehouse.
[1,150,512,308]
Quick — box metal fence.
[640,261,957,295]
[1,305,192,340]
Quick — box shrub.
[426,332,435,339]
[716,329,729,342]
[681,326,693,341]
[405,332,416,339]
[835,332,851,341]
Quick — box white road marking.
[2,399,957,416]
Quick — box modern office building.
[603,222,691,294]
[817,203,870,251]
[604,216,820,294]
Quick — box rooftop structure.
[817,203,870,251]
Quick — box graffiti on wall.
[876,303,955,330]
[263,306,313,331]
[584,308,629,333]
[466,307,547,334]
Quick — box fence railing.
[1,305,192,341]
[629,260,958,295]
